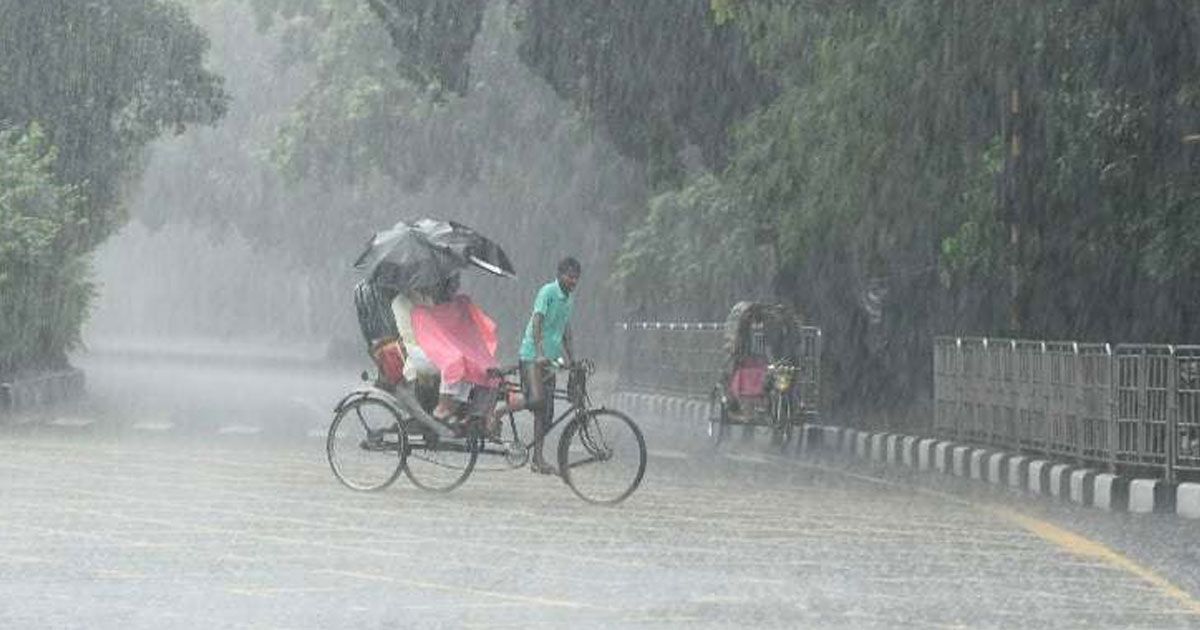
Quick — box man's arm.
[561,323,574,365]
[531,312,547,364]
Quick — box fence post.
[1107,344,1117,473]
[956,338,964,441]
[1167,346,1178,484]
[1071,342,1082,462]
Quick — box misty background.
[86,2,655,367]
[6,0,1200,427]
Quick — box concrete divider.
[1069,469,1096,506]
[1048,464,1070,498]
[901,436,916,467]
[1094,474,1131,512]
[842,429,856,455]
[1027,460,1048,495]
[918,439,936,470]
[970,450,987,481]
[988,453,1006,485]
[951,446,970,477]
[1128,479,1158,514]
[871,433,887,462]
[612,388,1198,519]
[1178,483,1200,519]
[935,442,951,473]
[856,432,870,458]
[1008,456,1027,490]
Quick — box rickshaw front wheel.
[770,393,793,450]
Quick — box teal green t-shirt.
[519,280,574,360]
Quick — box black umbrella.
[353,218,515,293]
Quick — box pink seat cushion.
[729,358,768,397]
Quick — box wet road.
[1,349,1198,628]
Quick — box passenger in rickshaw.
[354,273,500,428]
[727,317,772,414]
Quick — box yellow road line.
[991,506,1200,615]
[794,461,1200,615]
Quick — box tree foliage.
[0,125,91,376]
[556,1,1200,417]
[611,175,768,320]
[516,0,775,188]
[0,0,227,374]
[0,0,228,247]
[365,0,485,97]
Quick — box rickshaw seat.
[729,356,768,397]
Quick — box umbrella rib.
[468,255,515,278]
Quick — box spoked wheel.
[707,388,730,448]
[403,422,481,492]
[558,409,647,505]
[327,397,407,491]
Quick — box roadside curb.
[1,368,86,415]
[611,390,710,425]
[610,390,1198,520]
[801,424,1195,519]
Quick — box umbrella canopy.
[353,218,515,293]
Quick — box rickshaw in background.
[708,301,819,449]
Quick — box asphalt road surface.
[1,347,1197,629]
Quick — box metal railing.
[935,337,1200,482]
[614,322,822,415]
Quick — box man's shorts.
[520,360,556,422]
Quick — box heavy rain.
[2,1,1200,628]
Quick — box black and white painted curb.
[610,390,1200,520]
[610,391,713,427]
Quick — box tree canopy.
[0,0,227,375]
[372,0,1200,417]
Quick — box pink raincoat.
[411,295,499,387]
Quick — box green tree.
[613,1,1200,418]
[0,0,227,375]
[0,125,90,376]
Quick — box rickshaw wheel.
[707,388,729,447]
[770,394,793,450]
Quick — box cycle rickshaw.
[331,218,645,504]
[708,301,819,449]
[325,359,647,505]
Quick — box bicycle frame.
[333,383,460,439]
[335,364,598,462]
[481,364,592,458]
